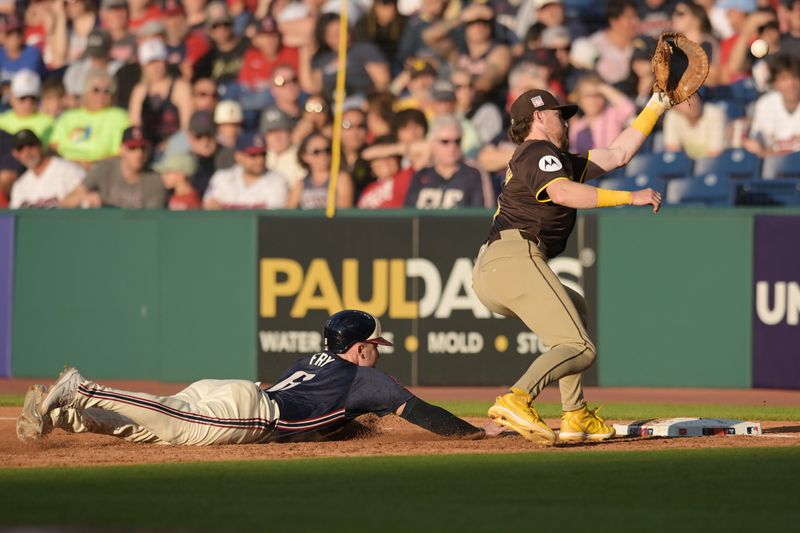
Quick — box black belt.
[486,229,541,247]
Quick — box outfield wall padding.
[10,211,256,381]
[5,208,800,388]
[597,210,753,388]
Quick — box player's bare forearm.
[546,179,602,209]
[547,178,662,213]
[584,127,647,180]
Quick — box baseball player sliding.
[17,310,484,445]
[473,35,708,444]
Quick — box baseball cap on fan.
[11,70,41,99]
[235,132,267,155]
[85,29,112,58]
[121,126,151,148]
[138,39,168,64]
[510,89,578,125]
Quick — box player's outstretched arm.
[397,396,485,439]
[547,179,662,213]
[584,93,672,181]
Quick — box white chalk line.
[0,416,17,420]
[759,433,799,439]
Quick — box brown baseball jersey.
[487,140,589,259]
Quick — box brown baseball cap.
[510,89,578,125]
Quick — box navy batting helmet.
[323,310,392,353]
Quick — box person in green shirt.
[0,70,55,144]
[48,69,129,167]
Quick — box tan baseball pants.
[64,379,280,445]
[472,229,596,411]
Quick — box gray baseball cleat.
[16,384,48,442]
[39,367,83,416]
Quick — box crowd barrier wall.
[8,210,257,382]
[2,208,798,388]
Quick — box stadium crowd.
[0,0,798,210]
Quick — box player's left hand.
[631,188,662,213]
[482,420,517,438]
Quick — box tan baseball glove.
[652,32,709,106]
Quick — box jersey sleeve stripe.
[535,176,570,203]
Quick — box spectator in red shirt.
[238,16,299,92]
[128,0,163,32]
[154,153,202,210]
[357,135,413,209]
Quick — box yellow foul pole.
[325,0,349,219]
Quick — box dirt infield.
[2,379,800,468]
[2,408,799,469]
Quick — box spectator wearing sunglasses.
[288,132,353,209]
[269,64,303,121]
[63,29,123,109]
[292,93,332,145]
[404,115,492,209]
[0,70,54,144]
[193,2,250,92]
[61,126,165,208]
[48,69,130,167]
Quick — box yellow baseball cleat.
[488,388,556,445]
[559,406,615,442]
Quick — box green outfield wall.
[597,210,753,387]
[10,211,257,381]
[3,208,798,388]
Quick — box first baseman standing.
[473,88,672,444]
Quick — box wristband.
[597,188,633,208]
[631,93,669,137]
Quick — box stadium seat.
[599,174,667,195]
[624,152,693,180]
[735,178,800,206]
[761,152,800,180]
[693,149,761,180]
[666,174,734,206]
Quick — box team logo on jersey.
[538,155,563,172]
